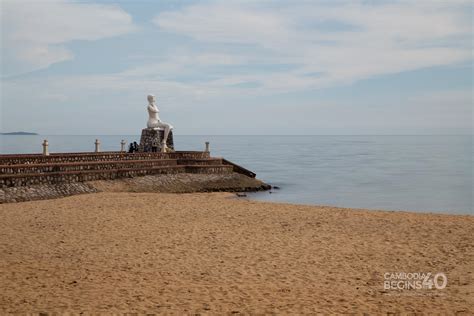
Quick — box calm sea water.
[1,135,472,215]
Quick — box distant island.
[1,131,38,135]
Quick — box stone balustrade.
[0,159,179,174]
[0,151,211,165]
[0,164,233,188]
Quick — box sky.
[0,0,472,135]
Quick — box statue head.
[147,94,155,104]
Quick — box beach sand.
[0,192,472,314]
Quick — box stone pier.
[0,150,268,203]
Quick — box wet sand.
[0,192,472,314]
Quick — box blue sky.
[1,0,472,135]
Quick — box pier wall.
[0,165,233,188]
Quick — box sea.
[1,134,472,215]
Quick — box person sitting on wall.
[128,142,139,153]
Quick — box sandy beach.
[0,192,472,314]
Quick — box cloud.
[1,0,471,135]
[1,0,136,76]
[154,3,288,46]
[151,1,472,93]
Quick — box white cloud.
[1,0,136,76]
[152,1,471,93]
[154,4,288,46]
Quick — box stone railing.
[0,151,210,165]
[0,165,233,188]
[176,158,223,166]
[222,158,256,178]
[0,159,178,174]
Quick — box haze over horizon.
[1,0,472,135]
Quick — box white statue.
[146,94,173,152]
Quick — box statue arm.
[148,105,159,113]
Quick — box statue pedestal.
[138,128,174,152]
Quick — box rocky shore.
[0,182,98,203]
[0,173,270,203]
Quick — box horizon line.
[2,134,472,137]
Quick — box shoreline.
[239,193,474,216]
[1,191,472,314]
